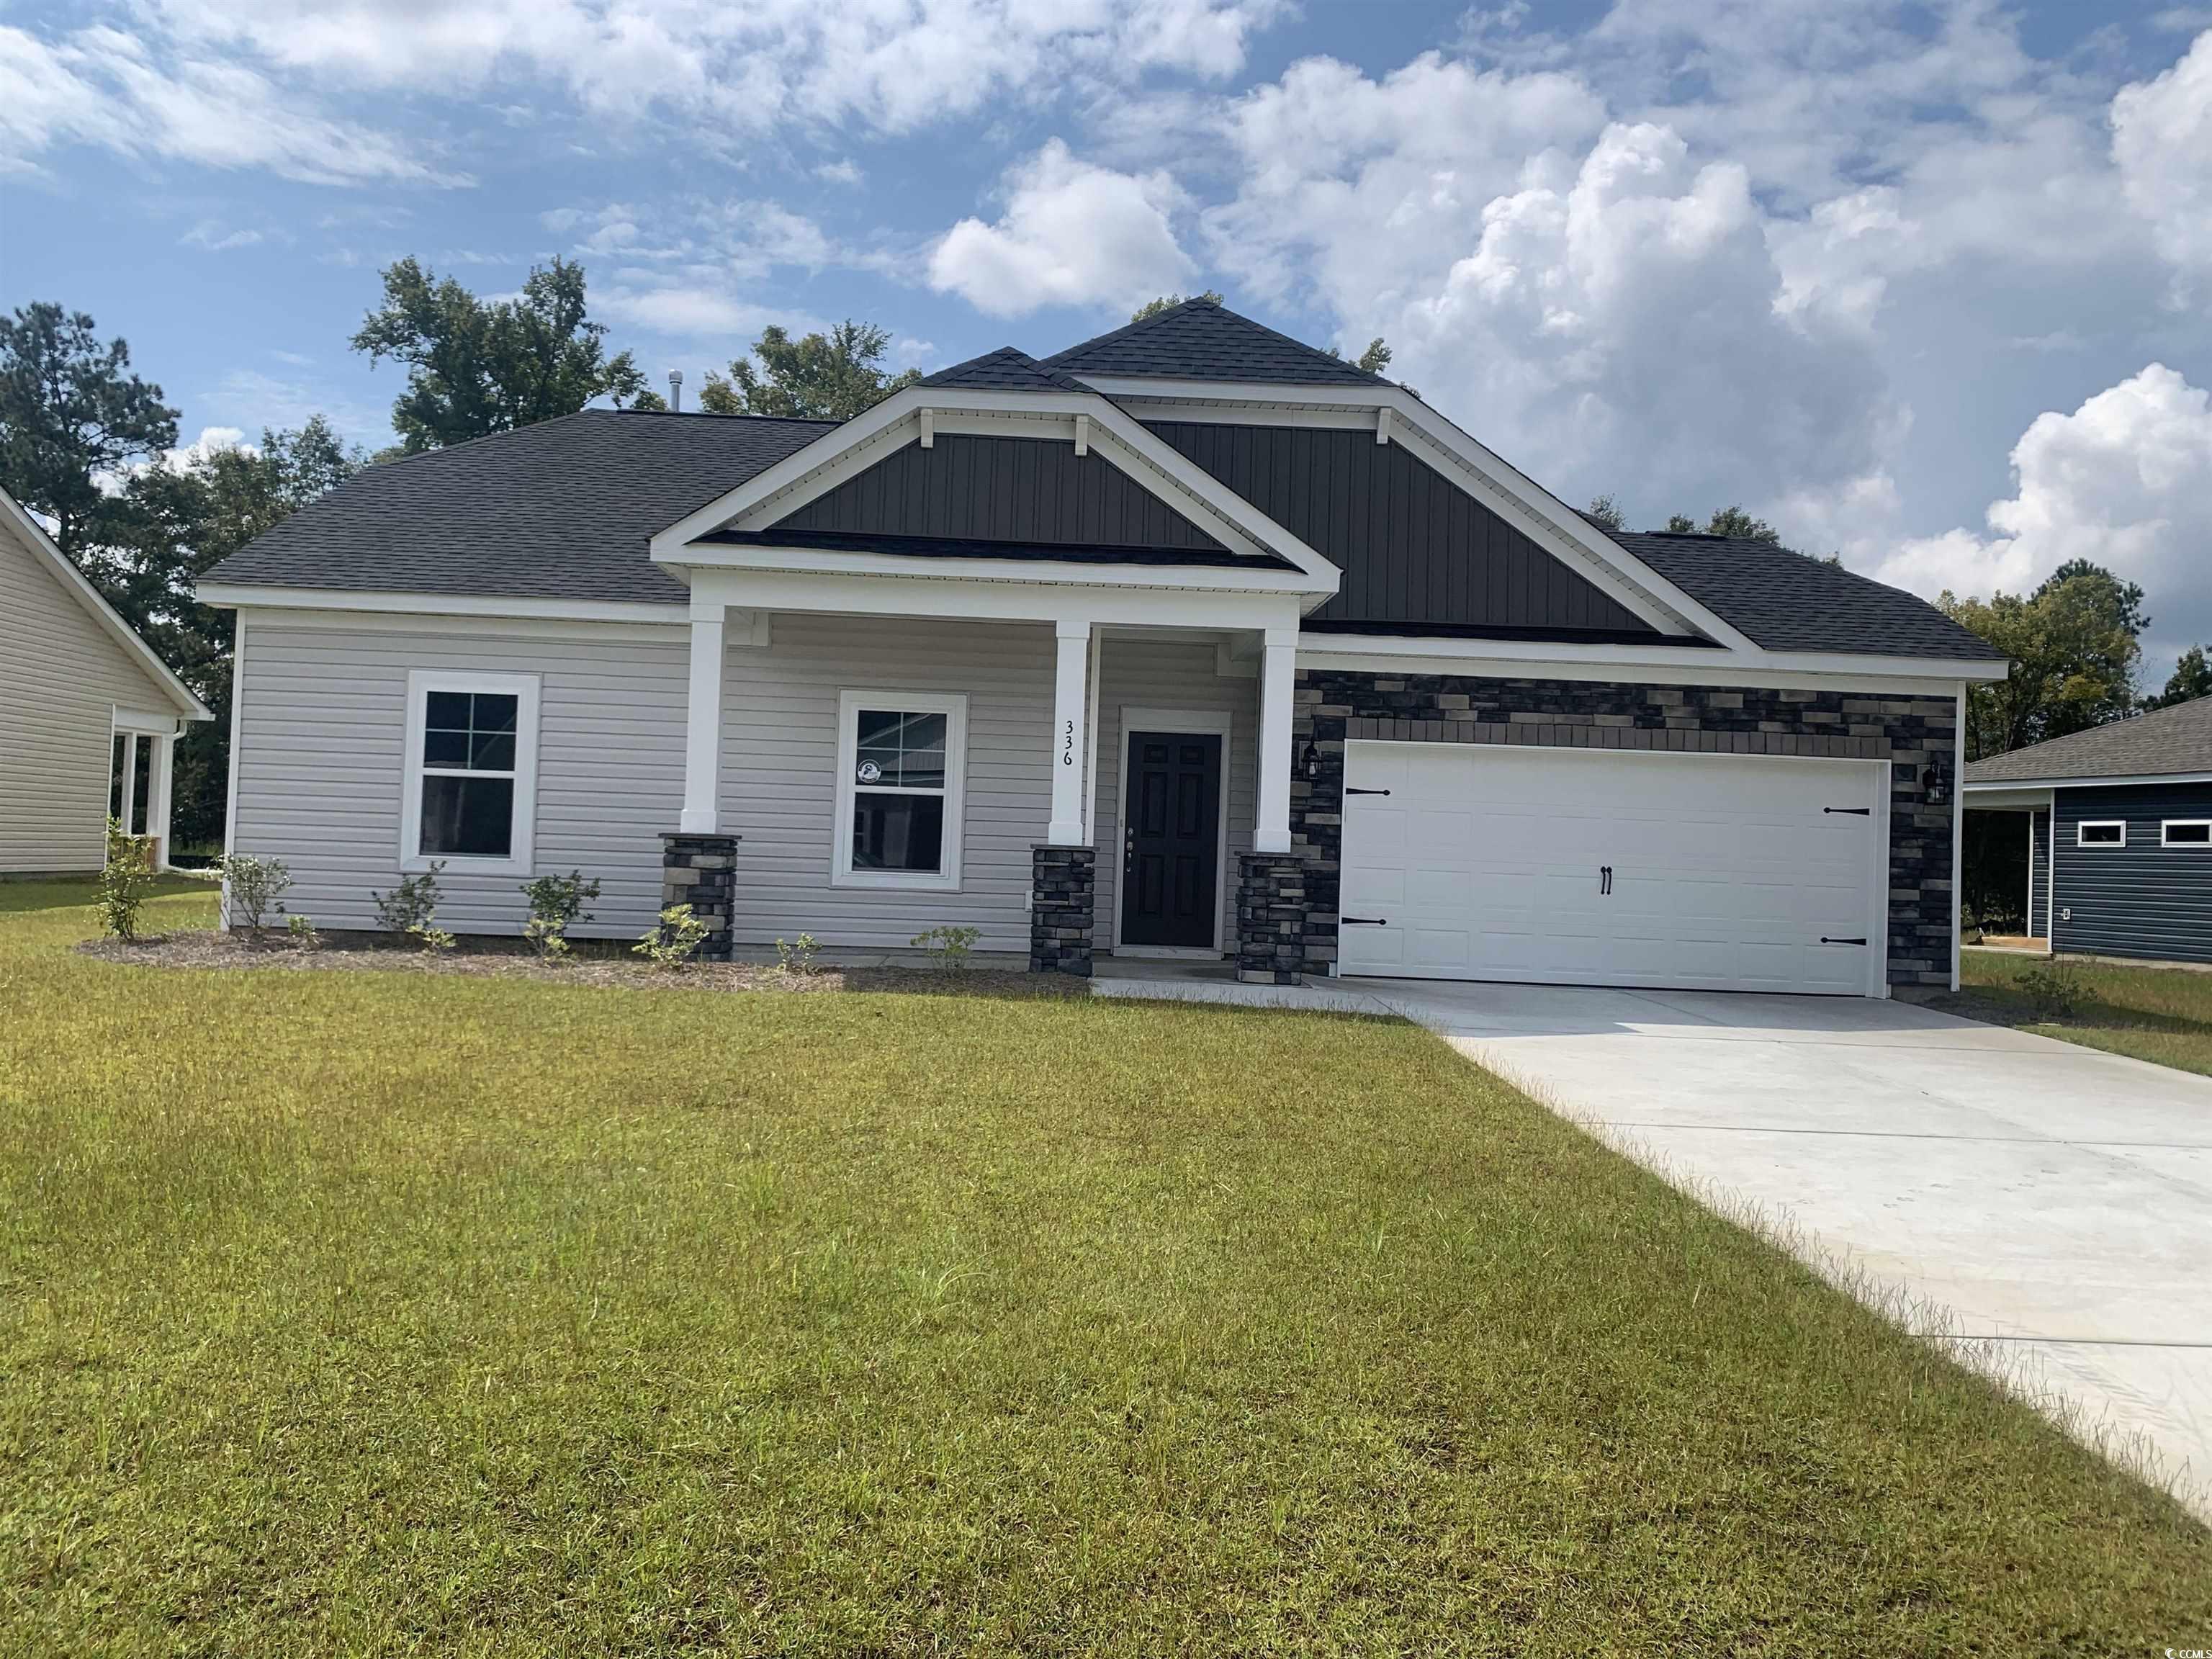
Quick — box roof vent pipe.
[668,369,683,412]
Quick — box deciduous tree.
[698,321,919,421]
[1941,561,2146,760]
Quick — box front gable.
[772,433,1227,554]
[1146,421,1658,637]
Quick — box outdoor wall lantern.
[1922,761,1946,804]
[1295,739,1319,782]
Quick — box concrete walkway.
[1094,969,2212,1516]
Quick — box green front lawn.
[1963,949,2212,1077]
[2,880,2204,1653]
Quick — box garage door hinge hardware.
[1342,916,1389,926]
[1345,786,1391,796]
[1820,936,1868,945]
[1822,806,1871,815]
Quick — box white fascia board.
[1965,770,2212,792]
[647,383,1344,589]
[1960,786,2055,809]
[1298,634,1992,696]
[689,565,1303,634]
[1076,377,1768,650]
[195,583,688,626]
[4,488,211,720]
[671,539,1330,599]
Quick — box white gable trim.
[1071,379,1762,651]
[2,487,211,719]
[646,385,1342,590]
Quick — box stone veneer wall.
[1030,845,1095,976]
[1291,672,1959,989]
[660,832,740,963]
[1235,852,1309,984]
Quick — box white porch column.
[117,732,139,837]
[148,732,176,868]
[680,610,726,834]
[1255,626,1296,853]
[1049,617,1092,845]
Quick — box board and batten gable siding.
[718,613,1053,952]
[232,616,690,934]
[773,433,1225,551]
[2051,781,2212,963]
[230,611,1061,951]
[1090,636,1259,950]
[0,523,183,873]
[1144,421,1655,635]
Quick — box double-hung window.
[402,670,539,873]
[834,690,966,889]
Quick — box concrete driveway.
[1340,979,2212,1518]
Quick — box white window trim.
[2076,819,2126,848]
[2162,819,2212,848]
[400,669,540,876]
[832,688,968,891]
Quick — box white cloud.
[2113,29,2212,285]
[181,220,264,251]
[0,23,457,185]
[929,138,1192,317]
[1874,364,2212,657]
[815,158,863,186]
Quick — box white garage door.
[1339,742,1888,996]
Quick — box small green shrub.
[636,905,710,971]
[911,924,979,969]
[93,819,157,943]
[775,932,821,976]
[408,923,457,955]
[220,852,292,939]
[372,863,444,938]
[2015,956,2085,1019]
[520,870,600,961]
[285,913,320,950]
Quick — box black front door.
[1120,731,1222,948]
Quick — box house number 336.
[1061,719,1076,765]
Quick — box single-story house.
[1963,696,2212,963]
[1,485,212,874]
[199,299,2003,994]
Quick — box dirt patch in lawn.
[74,929,1086,999]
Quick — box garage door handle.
[1345,787,1391,796]
[1342,916,1388,926]
[1820,936,1868,945]
[1822,806,1871,816]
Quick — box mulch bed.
[73,930,1085,999]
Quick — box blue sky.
[4,0,2211,664]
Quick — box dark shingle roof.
[204,410,835,605]
[1046,298,1384,386]
[1591,526,2003,661]
[920,347,1089,394]
[1966,697,2212,784]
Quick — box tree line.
[0,261,920,850]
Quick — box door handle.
[1599,865,1613,896]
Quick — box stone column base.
[1236,850,1308,984]
[659,832,741,962]
[1030,845,1095,977]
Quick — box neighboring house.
[199,299,2003,995]
[1,485,212,875]
[1964,697,2212,963]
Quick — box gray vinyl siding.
[230,612,1061,951]
[0,524,184,873]
[2052,782,2212,963]
[232,616,690,935]
[1144,421,1655,634]
[2028,808,2051,938]
[775,434,1223,550]
[1090,637,1259,953]
[719,613,1053,952]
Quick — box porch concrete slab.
[1335,976,2212,1517]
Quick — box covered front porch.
[657,567,1317,983]
[1962,785,2055,950]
